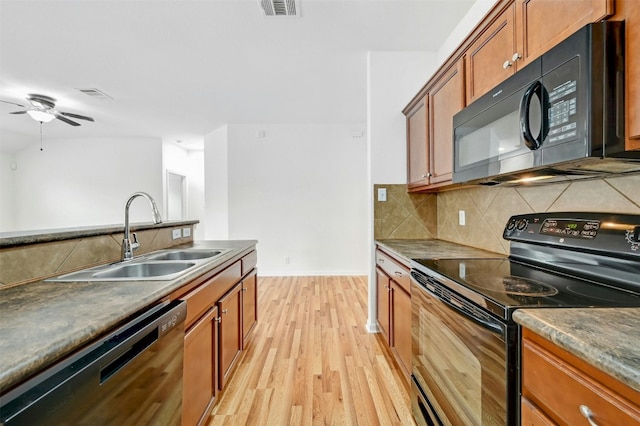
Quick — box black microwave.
[452,21,639,185]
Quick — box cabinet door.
[391,281,411,382]
[376,268,391,345]
[428,59,465,186]
[515,0,614,68]
[218,283,242,390]
[613,0,640,148]
[241,270,258,349]
[183,306,218,426]
[406,95,430,189]
[466,3,517,103]
[521,397,556,426]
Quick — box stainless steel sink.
[92,262,196,279]
[146,249,227,261]
[46,247,230,282]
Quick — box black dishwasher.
[0,300,187,425]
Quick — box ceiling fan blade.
[54,113,80,126]
[1,99,27,108]
[9,110,28,114]
[59,111,94,122]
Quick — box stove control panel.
[503,212,640,256]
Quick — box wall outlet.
[377,188,387,202]
[459,210,466,226]
[172,229,182,239]
[182,227,191,237]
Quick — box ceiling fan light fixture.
[27,110,55,123]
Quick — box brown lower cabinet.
[375,247,411,383]
[178,249,258,426]
[242,270,258,348]
[218,282,242,390]
[183,306,218,426]
[521,328,640,425]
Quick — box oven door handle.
[421,284,505,336]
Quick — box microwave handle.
[519,81,548,150]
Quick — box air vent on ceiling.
[259,0,300,18]
[76,88,113,100]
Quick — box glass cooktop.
[412,257,640,317]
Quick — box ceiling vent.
[77,88,113,100]
[259,0,300,18]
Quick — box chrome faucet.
[121,192,163,261]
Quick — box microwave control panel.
[546,79,578,144]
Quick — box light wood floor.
[206,276,415,425]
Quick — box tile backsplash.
[373,184,436,240]
[375,173,640,255]
[0,226,194,287]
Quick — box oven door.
[411,270,514,425]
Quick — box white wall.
[204,123,368,276]
[0,151,16,230]
[203,125,230,240]
[368,51,438,185]
[365,51,439,331]
[436,0,496,65]
[162,139,205,238]
[187,150,206,240]
[6,137,163,231]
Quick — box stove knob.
[634,226,640,242]
[506,220,516,231]
[516,219,528,231]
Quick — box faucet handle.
[131,232,140,251]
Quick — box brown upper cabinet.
[467,0,614,104]
[405,60,465,192]
[612,0,640,149]
[404,0,637,192]
[406,95,429,189]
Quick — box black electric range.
[409,212,640,426]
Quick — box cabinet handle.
[215,317,222,323]
[422,173,432,178]
[222,309,229,314]
[379,259,385,263]
[503,60,512,69]
[394,271,403,277]
[384,285,389,290]
[512,52,521,62]
[242,287,247,291]
[579,405,599,426]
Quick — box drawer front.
[241,250,257,276]
[522,339,640,425]
[375,249,410,293]
[182,261,242,328]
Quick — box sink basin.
[46,261,198,282]
[92,261,196,279]
[46,247,230,282]
[147,249,227,261]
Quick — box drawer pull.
[394,271,403,277]
[579,405,599,426]
[379,259,385,263]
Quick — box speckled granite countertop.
[376,239,504,262]
[514,308,640,393]
[0,240,256,392]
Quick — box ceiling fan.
[1,93,94,126]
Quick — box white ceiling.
[0,0,475,152]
